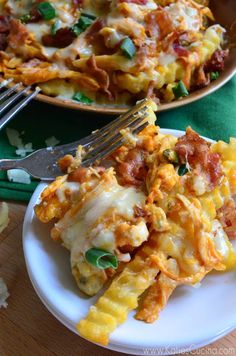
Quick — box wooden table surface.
[0,201,236,356]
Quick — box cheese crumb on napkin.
[6,128,33,157]
[7,169,31,184]
[0,278,9,308]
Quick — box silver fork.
[0,99,152,180]
[0,79,40,130]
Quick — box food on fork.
[0,0,229,106]
[35,100,236,345]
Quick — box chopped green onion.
[172,81,189,99]
[85,248,118,269]
[37,2,56,20]
[71,15,94,36]
[73,92,93,104]
[163,149,179,164]
[78,15,94,30]
[81,12,96,20]
[120,37,136,59]
[71,23,83,36]
[51,19,61,35]
[210,71,219,81]
[178,164,188,176]
[20,14,31,24]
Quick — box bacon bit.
[0,16,10,51]
[207,152,223,187]
[42,28,76,48]
[0,15,10,33]
[175,128,209,166]
[146,80,155,98]
[145,11,159,38]
[134,205,146,218]
[58,154,74,173]
[72,0,83,14]
[173,42,189,57]
[105,267,116,278]
[136,45,148,70]
[136,41,156,69]
[227,231,236,240]
[217,199,236,240]
[146,80,160,105]
[68,167,88,183]
[29,7,43,22]
[86,55,110,94]
[85,19,104,44]
[161,30,191,53]
[66,165,105,181]
[119,0,148,4]
[194,65,210,89]
[8,19,30,49]
[145,9,174,39]
[117,148,147,186]
[175,127,223,189]
[204,49,229,73]
[0,33,8,51]
[119,244,134,254]
[21,58,42,68]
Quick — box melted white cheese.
[192,174,208,196]
[43,47,59,58]
[56,182,80,203]
[125,220,149,247]
[92,229,116,252]
[100,28,124,49]
[53,35,93,66]
[56,176,146,263]
[55,7,75,25]
[158,52,177,66]
[166,2,201,32]
[6,0,32,16]
[26,23,51,42]
[211,220,229,259]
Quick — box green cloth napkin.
[0,75,235,202]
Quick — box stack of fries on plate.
[35,101,236,345]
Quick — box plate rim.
[34,67,236,115]
[1,67,235,116]
[22,129,236,355]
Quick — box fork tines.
[0,79,40,131]
[0,96,153,180]
[82,98,151,167]
[82,121,149,167]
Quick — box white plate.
[23,129,236,355]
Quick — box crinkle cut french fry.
[77,235,160,346]
[136,258,178,323]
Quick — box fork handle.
[0,158,21,170]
